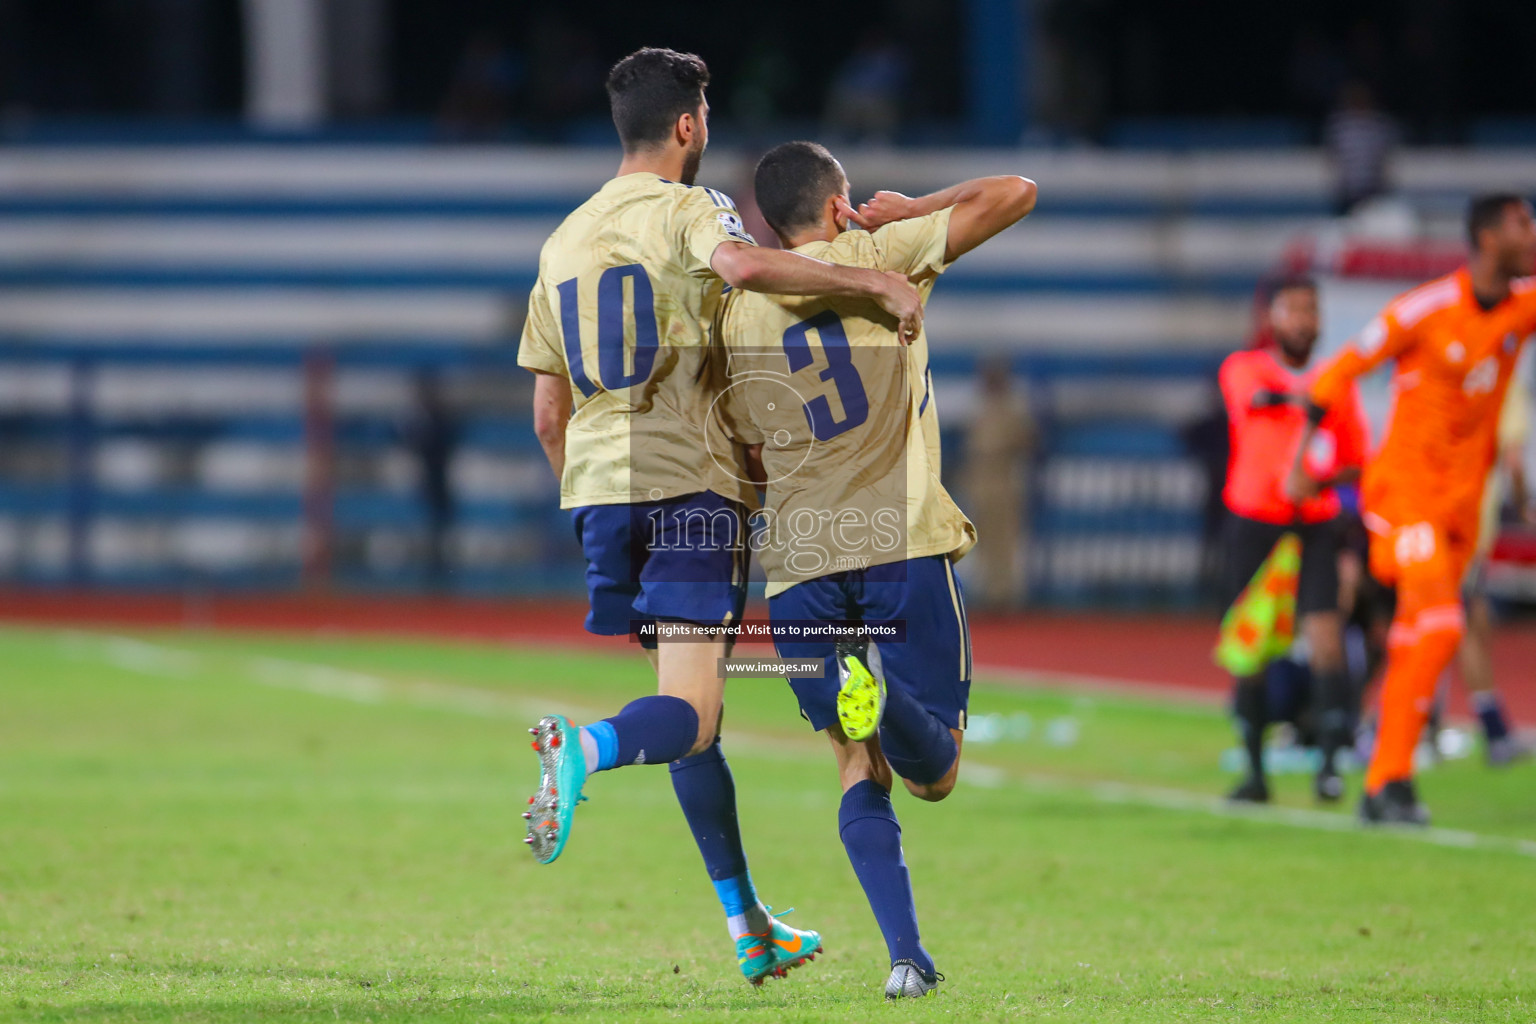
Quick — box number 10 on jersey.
[556,263,659,396]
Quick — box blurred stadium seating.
[1,142,1533,604]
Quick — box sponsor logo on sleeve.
[718,211,755,244]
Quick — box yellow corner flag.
[1214,533,1301,677]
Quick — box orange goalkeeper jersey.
[1310,268,1536,533]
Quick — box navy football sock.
[838,779,933,974]
[878,680,957,785]
[670,741,769,938]
[1473,691,1511,743]
[584,695,698,771]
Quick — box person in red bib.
[1219,277,1369,804]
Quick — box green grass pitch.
[2,625,1535,1022]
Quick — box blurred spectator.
[732,39,793,131]
[960,361,1037,610]
[1285,27,1347,117]
[1036,0,1111,140]
[523,13,604,136]
[437,30,521,141]
[327,0,389,118]
[404,371,457,585]
[823,31,908,144]
[1325,81,1398,215]
[1180,380,1229,604]
[1452,379,1531,765]
[145,0,216,115]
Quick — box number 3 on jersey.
[783,310,869,441]
[556,263,658,397]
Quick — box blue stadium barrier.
[0,265,1261,297]
[0,342,1226,605]
[1105,117,1311,150]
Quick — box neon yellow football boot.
[836,634,886,742]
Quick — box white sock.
[578,727,599,777]
[728,901,773,940]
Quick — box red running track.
[2,591,1532,720]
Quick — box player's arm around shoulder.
[848,175,1038,268]
[667,181,898,311]
[709,241,922,341]
[667,176,920,337]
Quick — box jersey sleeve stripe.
[1392,277,1460,327]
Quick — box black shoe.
[1227,775,1269,804]
[1313,767,1344,803]
[1358,780,1430,826]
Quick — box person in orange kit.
[1219,277,1369,805]
[1290,193,1536,825]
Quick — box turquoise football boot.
[522,715,587,864]
[736,908,822,985]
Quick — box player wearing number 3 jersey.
[1294,193,1536,825]
[515,48,924,985]
[715,141,1036,997]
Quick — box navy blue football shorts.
[571,490,748,640]
[769,554,971,732]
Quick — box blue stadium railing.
[0,343,1224,606]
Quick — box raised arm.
[1285,313,1413,501]
[710,242,923,340]
[844,176,1038,264]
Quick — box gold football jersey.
[715,208,976,595]
[518,172,757,508]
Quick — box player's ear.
[676,101,707,148]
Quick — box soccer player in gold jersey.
[515,49,923,984]
[715,141,1036,997]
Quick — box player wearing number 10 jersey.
[515,49,923,985]
[714,141,1036,997]
[1293,193,1536,825]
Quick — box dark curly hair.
[606,48,710,151]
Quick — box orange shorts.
[1364,516,1472,639]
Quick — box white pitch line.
[973,662,1225,709]
[58,631,1536,860]
[59,632,585,721]
[1004,770,1536,860]
[58,631,203,679]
